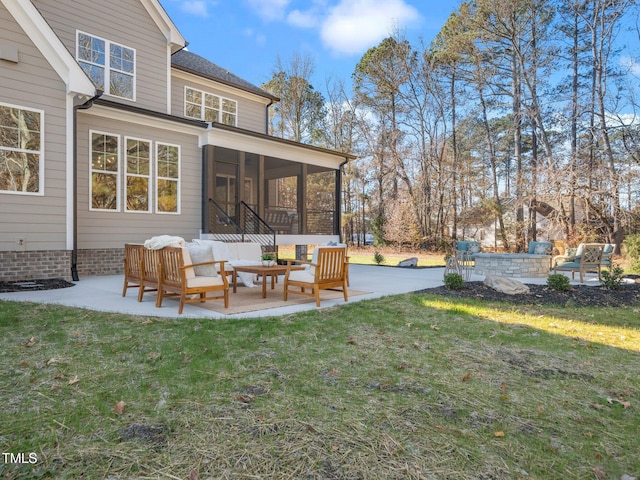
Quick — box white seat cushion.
[186,275,226,288]
[287,269,315,283]
[193,239,233,262]
[235,243,262,262]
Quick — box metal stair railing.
[207,199,243,242]
[206,199,277,252]
[239,201,277,252]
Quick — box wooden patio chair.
[283,246,348,307]
[122,244,144,299]
[138,247,162,302]
[552,243,604,283]
[156,246,229,314]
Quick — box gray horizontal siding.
[172,73,268,134]
[0,3,69,252]
[35,0,169,112]
[76,112,204,249]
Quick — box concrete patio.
[0,264,591,319]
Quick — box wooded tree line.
[261,0,640,252]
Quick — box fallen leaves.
[114,400,126,415]
[234,394,254,404]
[24,336,36,347]
[607,397,632,409]
[67,375,79,385]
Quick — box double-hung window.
[125,138,151,213]
[156,143,180,214]
[90,131,120,211]
[185,87,237,126]
[0,103,43,195]
[77,31,135,100]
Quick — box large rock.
[397,257,418,268]
[484,275,530,295]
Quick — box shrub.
[547,274,571,291]
[444,273,464,290]
[373,251,385,265]
[624,234,640,273]
[600,264,625,290]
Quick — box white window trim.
[124,136,152,214]
[0,102,44,196]
[76,30,136,101]
[184,86,237,126]
[89,130,121,212]
[155,142,180,215]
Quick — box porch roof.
[202,122,356,170]
[87,100,355,170]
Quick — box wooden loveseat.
[122,242,229,313]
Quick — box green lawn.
[278,245,446,267]
[1,294,639,479]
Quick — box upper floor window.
[77,32,135,100]
[185,87,237,126]
[0,103,43,195]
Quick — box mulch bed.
[0,278,75,293]
[418,277,640,307]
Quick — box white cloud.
[246,0,292,21]
[243,28,268,47]
[320,0,420,56]
[287,9,321,29]
[180,0,209,17]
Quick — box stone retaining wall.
[474,253,550,278]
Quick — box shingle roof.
[171,50,278,101]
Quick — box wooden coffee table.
[232,264,304,299]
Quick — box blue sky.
[160,0,456,90]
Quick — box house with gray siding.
[0,0,353,282]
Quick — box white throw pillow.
[186,244,218,277]
[534,243,549,255]
[193,239,233,262]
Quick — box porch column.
[335,168,342,237]
[202,145,216,234]
[297,163,307,234]
[238,151,246,232]
[258,155,265,219]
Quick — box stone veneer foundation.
[473,253,550,278]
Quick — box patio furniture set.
[122,240,349,314]
[447,240,615,283]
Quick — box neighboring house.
[454,197,589,251]
[0,0,354,282]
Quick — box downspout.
[337,157,349,241]
[71,90,103,281]
[265,98,274,135]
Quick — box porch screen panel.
[306,170,335,234]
